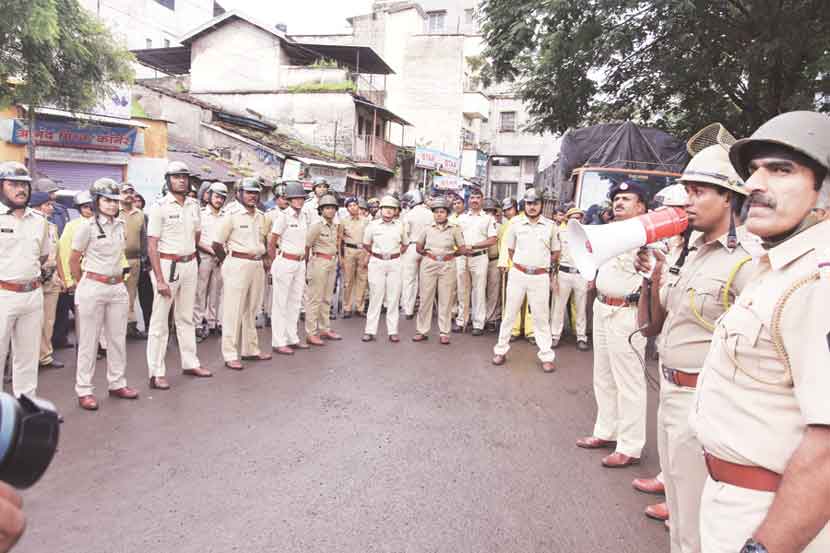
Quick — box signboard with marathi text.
[415,147,460,175]
[11,119,137,153]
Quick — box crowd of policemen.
[0,110,828,553]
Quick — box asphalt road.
[19,318,667,553]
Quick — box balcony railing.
[351,74,387,107]
[353,134,398,170]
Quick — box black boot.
[127,322,147,340]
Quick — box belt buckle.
[107,276,118,285]
[437,255,447,262]
[662,366,676,385]
[525,265,537,273]
[382,253,391,261]
[22,282,33,292]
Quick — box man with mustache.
[689,111,830,553]
[0,162,49,398]
[634,145,753,552]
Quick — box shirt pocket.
[723,306,790,386]
[687,276,728,328]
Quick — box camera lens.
[0,394,60,489]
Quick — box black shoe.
[39,360,64,369]
[127,322,147,340]
[451,323,463,334]
[471,328,484,336]
[526,336,536,345]
[577,340,590,351]
[551,337,561,349]
[509,335,520,343]
[195,327,209,340]
[343,312,352,319]
[405,314,414,320]
[52,341,74,350]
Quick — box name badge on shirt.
[168,215,180,220]
[240,225,249,229]
[0,228,12,234]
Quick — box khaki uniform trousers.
[591,301,647,458]
[194,255,222,329]
[493,267,555,363]
[75,278,128,396]
[146,258,200,377]
[455,254,488,330]
[39,280,60,365]
[126,258,141,323]
[341,247,368,314]
[701,478,830,553]
[270,256,306,348]
[485,258,501,324]
[657,377,706,553]
[416,257,456,336]
[0,288,42,397]
[221,257,264,361]
[551,271,588,341]
[400,244,421,316]
[305,256,337,335]
[365,258,402,336]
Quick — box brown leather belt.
[280,252,305,262]
[558,265,579,274]
[0,279,42,293]
[597,292,639,307]
[314,252,335,260]
[84,271,124,285]
[662,366,699,388]
[344,242,360,249]
[159,252,196,263]
[466,250,487,257]
[489,255,499,261]
[426,252,456,262]
[513,263,549,275]
[231,252,264,261]
[371,252,401,260]
[704,452,781,493]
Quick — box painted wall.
[135,119,169,158]
[133,84,210,146]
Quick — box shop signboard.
[433,175,462,191]
[415,147,460,175]
[11,119,137,153]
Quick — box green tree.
[0,0,134,175]
[478,0,830,138]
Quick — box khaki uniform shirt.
[271,208,307,257]
[657,230,752,371]
[403,204,435,244]
[147,194,200,255]
[342,215,368,248]
[596,250,641,298]
[307,220,339,256]
[691,220,830,473]
[214,209,267,256]
[457,210,497,249]
[0,204,49,281]
[416,221,465,255]
[121,207,144,259]
[558,225,579,268]
[504,216,560,268]
[199,206,223,251]
[363,218,406,255]
[72,216,126,277]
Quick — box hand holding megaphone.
[634,246,667,281]
[568,207,688,278]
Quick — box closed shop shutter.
[36,161,124,191]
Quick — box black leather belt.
[558,265,579,274]
[344,243,360,249]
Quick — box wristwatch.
[740,539,769,553]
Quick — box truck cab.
[572,167,680,214]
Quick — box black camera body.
[0,394,60,489]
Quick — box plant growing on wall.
[0,0,134,175]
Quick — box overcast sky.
[218,0,374,34]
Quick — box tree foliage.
[478,0,830,138]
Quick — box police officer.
[492,188,559,372]
[304,193,342,345]
[146,161,211,390]
[498,197,535,342]
[29,192,64,370]
[689,112,830,553]
[212,178,271,370]
[367,197,380,219]
[361,195,407,342]
[412,196,466,344]
[576,179,649,468]
[340,196,369,318]
[0,162,48,397]
[400,189,433,319]
[635,145,752,552]
[268,181,309,355]
[69,179,139,410]
[119,182,147,340]
[550,207,590,351]
[454,187,497,335]
[194,182,227,338]
[302,178,330,226]
[482,198,502,331]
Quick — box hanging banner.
[11,119,137,153]
[433,175,462,191]
[415,147,460,175]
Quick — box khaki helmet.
[90,178,121,200]
[239,177,262,193]
[679,144,746,196]
[34,177,59,193]
[379,195,400,209]
[522,188,542,203]
[312,177,329,190]
[74,191,93,207]
[730,111,830,191]
[0,161,31,183]
[430,197,450,212]
[654,184,689,207]
[565,207,585,218]
[209,182,228,196]
[273,184,287,198]
[367,197,380,206]
[283,181,306,199]
[403,189,424,207]
[501,197,517,211]
[482,197,499,212]
[318,193,338,209]
[165,161,191,177]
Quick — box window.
[427,11,446,33]
[145,38,152,48]
[499,111,517,132]
[464,9,475,25]
[164,38,171,48]
[492,182,518,199]
[491,156,520,167]
[154,0,175,9]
